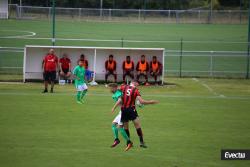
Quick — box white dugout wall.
[24,46,165,83]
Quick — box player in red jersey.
[111,80,158,148]
[59,53,71,83]
[42,49,58,93]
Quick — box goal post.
[0,0,8,19]
[24,45,165,84]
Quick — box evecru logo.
[221,150,250,160]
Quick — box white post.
[23,46,26,82]
[100,0,103,18]
[109,8,111,20]
[19,0,22,18]
[162,49,165,85]
[78,8,81,21]
[198,10,201,23]
[168,10,170,20]
[138,9,141,21]
[89,48,98,85]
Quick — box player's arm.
[137,96,158,105]
[42,60,45,71]
[68,63,71,73]
[56,57,59,71]
[72,68,79,80]
[59,61,63,72]
[111,98,122,114]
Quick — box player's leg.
[121,122,133,151]
[111,112,123,148]
[133,117,147,148]
[105,71,110,83]
[75,85,83,104]
[136,72,141,83]
[50,71,56,93]
[122,71,126,83]
[129,71,134,79]
[111,112,121,143]
[154,72,158,83]
[66,71,71,83]
[116,112,131,144]
[144,72,148,83]
[43,72,49,93]
[112,71,117,83]
[80,83,88,102]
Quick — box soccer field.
[0,20,248,78]
[0,78,250,167]
[0,20,247,50]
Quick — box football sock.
[81,89,87,99]
[76,91,81,101]
[125,129,130,138]
[112,124,119,140]
[119,128,130,142]
[136,128,144,143]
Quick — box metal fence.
[8,4,248,24]
[0,47,249,81]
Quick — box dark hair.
[153,56,157,59]
[141,55,145,58]
[126,56,130,59]
[80,54,85,58]
[79,58,85,62]
[109,54,113,58]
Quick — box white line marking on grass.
[0,92,248,100]
[0,30,36,38]
[192,78,226,98]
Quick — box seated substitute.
[122,55,134,83]
[105,54,117,83]
[79,54,88,70]
[150,56,162,84]
[59,53,71,83]
[78,54,93,82]
[136,55,150,85]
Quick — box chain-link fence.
[0,46,249,81]
[8,4,248,24]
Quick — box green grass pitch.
[0,20,248,77]
[0,78,250,167]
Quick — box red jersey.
[59,57,71,70]
[43,54,58,72]
[120,85,141,108]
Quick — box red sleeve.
[43,55,47,62]
[120,85,125,91]
[135,88,141,97]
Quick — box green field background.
[0,20,249,79]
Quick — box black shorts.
[121,107,138,123]
[44,71,56,81]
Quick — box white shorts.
[113,111,123,126]
[76,83,88,91]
